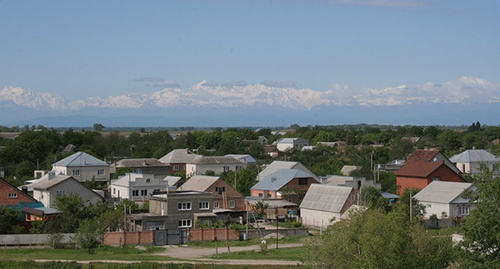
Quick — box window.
[72,170,80,176]
[178,219,192,228]
[141,190,147,196]
[146,178,150,183]
[258,193,263,197]
[287,196,293,203]
[132,190,139,196]
[298,178,308,185]
[229,200,235,208]
[215,186,225,195]
[113,188,116,194]
[178,202,192,211]
[351,194,355,202]
[223,166,230,172]
[56,190,66,196]
[214,201,220,208]
[8,193,18,198]
[153,189,160,193]
[173,165,179,171]
[97,169,105,175]
[459,206,469,216]
[199,201,210,210]
[433,177,441,181]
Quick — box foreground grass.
[0,245,171,262]
[0,261,304,269]
[208,246,306,261]
[188,235,310,248]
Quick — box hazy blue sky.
[1,0,499,99]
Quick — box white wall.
[421,202,450,219]
[35,179,102,208]
[300,208,340,229]
[53,165,110,182]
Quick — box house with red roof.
[405,150,461,174]
[394,161,466,195]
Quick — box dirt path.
[157,242,302,259]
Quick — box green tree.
[93,123,104,132]
[73,218,103,254]
[460,166,500,265]
[0,207,22,234]
[304,209,454,268]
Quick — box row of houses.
[2,145,498,234]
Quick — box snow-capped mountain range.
[1,77,499,112]
[0,77,499,126]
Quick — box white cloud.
[2,77,499,111]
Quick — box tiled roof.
[405,150,440,164]
[394,161,444,178]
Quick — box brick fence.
[247,228,309,239]
[102,231,154,246]
[188,228,240,242]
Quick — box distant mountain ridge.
[1,77,499,126]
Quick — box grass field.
[0,245,171,262]
[208,246,307,261]
[0,261,305,269]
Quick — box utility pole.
[245,202,249,241]
[275,207,279,249]
[410,189,413,222]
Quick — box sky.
[0,0,499,102]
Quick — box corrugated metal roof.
[179,175,220,192]
[251,169,317,191]
[192,156,245,165]
[53,152,108,167]
[258,161,317,180]
[405,150,440,164]
[225,154,257,164]
[413,181,472,204]
[450,149,500,163]
[115,158,168,167]
[300,184,353,213]
[29,175,73,190]
[159,149,200,164]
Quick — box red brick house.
[405,150,461,174]
[0,178,37,206]
[179,175,246,211]
[250,169,320,204]
[395,161,466,195]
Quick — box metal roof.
[258,161,317,180]
[300,184,353,213]
[159,149,200,164]
[29,175,73,190]
[191,156,245,165]
[450,149,500,163]
[225,154,257,163]
[53,152,108,167]
[413,181,473,204]
[115,158,168,167]
[178,175,220,192]
[251,169,318,191]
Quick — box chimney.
[22,186,28,194]
[47,172,56,180]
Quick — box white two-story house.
[52,152,110,182]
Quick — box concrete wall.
[53,165,110,182]
[0,233,74,246]
[102,231,154,246]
